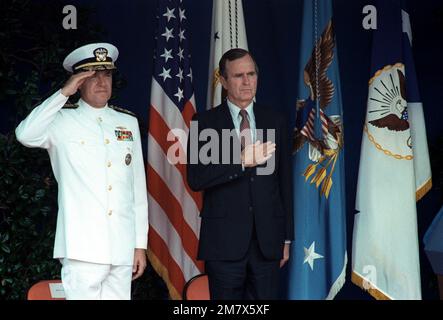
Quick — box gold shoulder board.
[109,105,136,117]
[62,102,78,109]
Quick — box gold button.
[80,140,85,145]
[108,185,112,191]
[107,161,112,167]
[105,139,110,144]
[108,210,112,216]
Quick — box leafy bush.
[0,132,59,299]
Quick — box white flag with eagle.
[352,0,432,300]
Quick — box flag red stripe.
[148,227,186,294]
[182,100,196,128]
[147,164,200,261]
[149,105,202,209]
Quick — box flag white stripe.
[148,195,201,279]
[148,134,201,235]
[151,79,190,135]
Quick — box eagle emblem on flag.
[368,64,409,132]
[365,63,412,159]
[293,21,343,198]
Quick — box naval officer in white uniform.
[15,43,149,300]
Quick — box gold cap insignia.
[94,47,108,62]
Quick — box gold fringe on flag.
[147,248,182,300]
[416,178,432,202]
[351,271,391,300]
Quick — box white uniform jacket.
[16,90,148,265]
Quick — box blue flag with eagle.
[286,0,346,299]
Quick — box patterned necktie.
[239,109,251,150]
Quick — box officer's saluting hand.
[61,70,96,97]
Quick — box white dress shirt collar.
[226,99,254,122]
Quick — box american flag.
[147,0,203,300]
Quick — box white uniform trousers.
[61,259,132,300]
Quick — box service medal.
[125,153,132,165]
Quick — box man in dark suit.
[187,48,293,300]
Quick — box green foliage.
[0,132,59,299]
[0,0,167,300]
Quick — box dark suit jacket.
[187,102,293,261]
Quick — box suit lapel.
[219,102,235,130]
[253,103,268,143]
[219,101,242,158]
[254,103,264,130]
